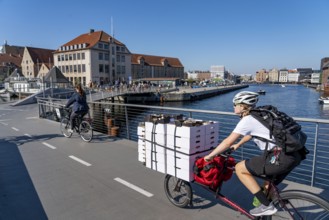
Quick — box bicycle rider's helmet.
[233,91,259,106]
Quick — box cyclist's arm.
[204,132,241,161]
[231,135,252,151]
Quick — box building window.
[104,44,109,49]
[65,54,68,61]
[81,53,85,60]
[69,65,73,72]
[57,55,60,62]
[69,54,73,60]
[98,43,103,49]
[105,64,109,73]
[121,55,125,62]
[99,53,103,60]
[77,53,81,60]
[117,55,120,62]
[99,64,104,73]
[74,65,77,72]
[73,54,76,60]
[82,64,86,72]
[105,53,109,60]
[78,64,81,73]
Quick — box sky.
[1,0,329,75]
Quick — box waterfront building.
[268,68,279,83]
[53,29,132,86]
[210,65,225,79]
[279,69,288,83]
[255,69,268,83]
[131,54,184,80]
[311,72,320,84]
[321,61,329,92]
[287,69,300,83]
[21,47,54,79]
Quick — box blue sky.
[1,0,329,75]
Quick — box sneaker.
[250,202,277,216]
[252,196,261,207]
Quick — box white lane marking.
[24,134,33,138]
[69,155,92,166]
[114,177,154,197]
[42,142,56,149]
[11,127,19,131]
[0,122,8,125]
[26,116,38,119]
[0,119,11,122]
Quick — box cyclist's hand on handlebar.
[204,155,213,162]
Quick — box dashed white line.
[24,134,33,138]
[114,177,154,197]
[42,142,56,149]
[0,122,8,125]
[69,155,92,166]
[11,127,19,131]
[26,116,38,119]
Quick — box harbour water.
[161,84,329,120]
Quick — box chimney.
[90,29,94,33]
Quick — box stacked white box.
[145,122,167,146]
[166,149,210,181]
[145,142,166,173]
[204,122,219,151]
[166,123,206,154]
[137,125,146,163]
[138,118,220,181]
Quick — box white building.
[53,29,131,86]
[279,69,288,83]
[210,65,225,79]
[311,72,320,84]
[288,72,300,83]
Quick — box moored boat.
[318,97,329,104]
[257,89,266,95]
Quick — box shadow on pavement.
[0,139,48,220]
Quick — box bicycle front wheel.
[79,120,93,142]
[272,190,329,219]
[164,174,192,208]
[60,118,72,138]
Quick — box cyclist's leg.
[70,112,78,130]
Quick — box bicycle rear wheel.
[164,174,192,208]
[60,118,72,138]
[79,120,93,142]
[271,190,329,219]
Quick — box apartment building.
[279,69,288,83]
[268,68,279,82]
[53,29,131,86]
[255,69,268,83]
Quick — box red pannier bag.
[193,155,236,190]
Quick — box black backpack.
[250,105,308,154]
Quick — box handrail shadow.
[0,139,48,219]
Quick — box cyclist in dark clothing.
[65,83,89,132]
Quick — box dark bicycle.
[59,107,93,142]
[164,148,329,219]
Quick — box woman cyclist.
[65,83,89,133]
[204,91,302,217]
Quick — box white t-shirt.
[233,115,277,151]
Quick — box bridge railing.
[37,98,329,190]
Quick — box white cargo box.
[166,135,205,154]
[167,124,205,138]
[145,122,167,134]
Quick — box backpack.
[250,105,308,154]
[193,155,235,190]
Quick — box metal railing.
[37,98,329,190]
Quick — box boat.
[281,84,286,88]
[257,89,266,95]
[318,97,329,105]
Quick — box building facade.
[131,54,184,80]
[21,47,54,79]
[53,29,131,86]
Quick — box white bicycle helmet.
[233,91,259,106]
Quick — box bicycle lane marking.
[69,155,92,166]
[11,127,19,131]
[114,177,154,198]
[42,142,57,149]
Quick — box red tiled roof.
[0,53,22,67]
[26,47,54,64]
[55,30,125,52]
[131,53,183,68]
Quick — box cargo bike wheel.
[164,174,192,208]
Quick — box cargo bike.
[164,148,329,220]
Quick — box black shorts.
[245,150,302,185]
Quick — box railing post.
[311,123,319,187]
[125,106,130,139]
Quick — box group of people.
[65,85,302,217]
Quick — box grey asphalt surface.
[0,103,327,220]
